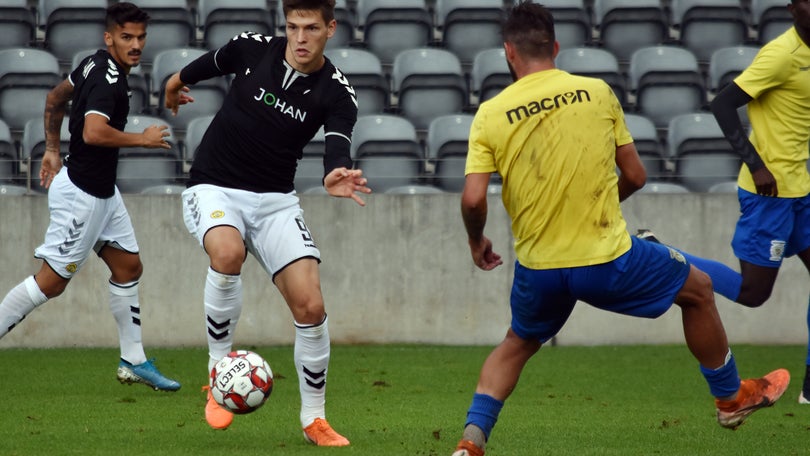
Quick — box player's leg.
[99,193,180,392]
[455,265,569,456]
[182,185,248,429]
[0,262,63,338]
[274,258,349,446]
[799,247,810,403]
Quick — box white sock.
[295,316,330,428]
[0,276,47,338]
[205,267,242,373]
[109,281,147,365]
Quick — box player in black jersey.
[0,3,181,391]
[164,0,368,445]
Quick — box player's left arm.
[615,142,646,201]
[462,172,502,271]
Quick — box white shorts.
[34,168,139,279]
[181,184,320,277]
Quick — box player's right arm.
[82,114,171,150]
[710,82,776,196]
[41,79,73,187]
[462,172,502,271]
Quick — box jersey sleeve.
[322,66,358,172]
[465,105,497,175]
[212,32,274,75]
[734,44,791,99]
[74,58,119,120]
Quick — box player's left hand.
[164,73,194,116]
[469,235,502,271]
[324,167,371,206]
[39,149,62,189]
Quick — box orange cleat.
[303,418,350,446]
[202,385,234,430]
[452,439,484,456]
[716,368,790,429]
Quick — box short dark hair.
[283,0,336,24]
[502,1,556,59]
[106,2,150,31]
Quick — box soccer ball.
[209,350,274,414]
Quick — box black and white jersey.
[65,50,130,198]
[183,33,358,193]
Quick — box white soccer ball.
[209,350,274,414]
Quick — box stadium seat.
[542,0,592,49]
[391,48,468,130]
[21,116,70,193]
[182,114,214,164]
[356,0,434,63]
[470,48,511,104]
[592,0,670,62]
[139,184,186,195]
[152,48,228,131]
[294,126,326,193]
[39,0,107,64]
[0,48,62,131]
[0,118,16,184]
[426,114,473,192]
[198,0,274,50]
[435,0,506,64]
[555,47,628,108]
[637,181,691,193]
[667,112,741,192]
[384,184,444,194]
[351,114,424,192]
[670,0,749,62]
[0,0,35,49]
[707,180,738,193]
[624,113,668,180]
[628,45,707,128]
[752,0,794,44]
[0,183,28,195]
[708,46,759,92]
[71,48,150,115]
[131,0,196,64]
[326,47,390,115]
[117,115,181,193]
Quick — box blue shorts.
[510,236,691,342]
[732,188,810,267]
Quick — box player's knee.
[208,249,245,275]
[737,287,770,308]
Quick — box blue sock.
[699,350,741,399]
[464,393,504,440]
[677,249,742,302]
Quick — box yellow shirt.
[734,27,810,197]
[466,69,634,269]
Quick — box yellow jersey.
[735,26,810,197]
[466,69,634,269]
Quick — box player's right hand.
[143,124,172,149]
[751,167,777,197]
[164,73,194,116]
[39,149,62,189]
[469,236,502,271]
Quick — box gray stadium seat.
[117,114,182,193]
[670,0,749,62]
[39,0,107,64]
[471,48,511,104]
[638,181,691,193]
[0,48,62,131]
[0,118,16,184]
[351,114,424,193]
[152,48,228,131]
[21,116,70,193]
[356,0,434,63]
[593,0,670,62]
[182,114,214,164]
[628,45,706,128]
[624,113,669,180]
[426,114,473,192]
[667,112,742,193]
[435,0,506,64]
[708,46,759,92]
[707,181,739,193]
[542,0,592,49]
[556,47,628,107]
[384,184,444,194]
[0,183,28,195]
[326,47,389,115]
[198,0,274,50]
[391,48,467,130]
[130,0,195,64]
[0,0,35,49]
[752,0,793,44]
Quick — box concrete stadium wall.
[0,192,807,349]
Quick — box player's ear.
[103,31,113,47]
[326,19,336,39]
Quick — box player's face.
[104,22,147,72]
[284,9,336,73]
